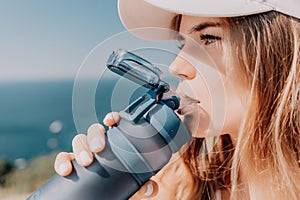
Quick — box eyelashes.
[176,34,222,50]
[200,34,221,46]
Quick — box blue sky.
[0,0,125,81]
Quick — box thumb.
[130,180,158,200]
[103,112,120,127]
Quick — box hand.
[54,112,120,176]
[54,111,161,199]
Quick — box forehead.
[179,15,227,33]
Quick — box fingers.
[72,134,94,166]
[87,123,106,153]
[55,112,119,177]
[54,152,75,176]
[103,112,120,127]
[72,123,106,166]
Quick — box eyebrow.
[190,22,221,33]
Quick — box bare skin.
[54,112,169,199]
[54,15,252,199]
[54,112,120,176]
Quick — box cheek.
[174,46,249,138]
[176,73,248,138]
[176,73,224,138]
[205,45,226,74]
[221,82,250,138]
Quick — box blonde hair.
[170,11,300,199]
[228,11,300,199]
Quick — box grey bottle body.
[27,100,191,200]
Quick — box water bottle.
[27,49,191,200]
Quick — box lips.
[177,94,200,115]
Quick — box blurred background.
[0,0,125,198]
[0,0,180,198]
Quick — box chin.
[176,101,215,138]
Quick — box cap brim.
[118,0,177,40]
[118,0,272,40]
[146,0,273,17]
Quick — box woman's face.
[173,15,250,139]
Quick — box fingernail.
[59,163,69,175]
[144,182,154,196]
[104,114,114,121]
[112,112,119,120]
[79,151,91,165]
[90,138,102,152]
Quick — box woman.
[54,0,300,199]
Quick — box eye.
[200,34,221,46]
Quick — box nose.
[168,54,196,80]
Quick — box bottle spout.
[161,95,180,110]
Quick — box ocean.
[0,77,150,163]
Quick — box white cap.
[118,0,300,40]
